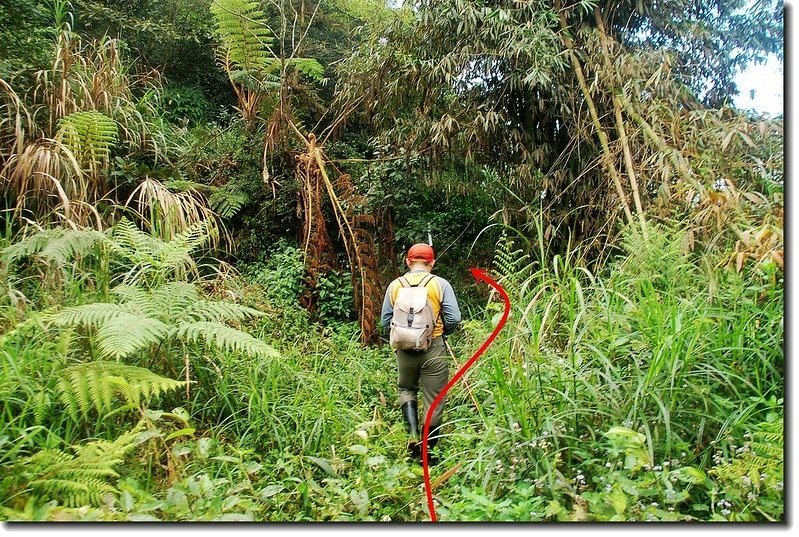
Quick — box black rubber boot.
[426,424,442,466]
[401,401,422,459]
[401,400,420,436]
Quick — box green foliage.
[50,280,277,361]
[1,428,140,513]
[208,183,248,219]
[492,231,533,292]
[315,270,355,323]
[106,218,210,286]
[1,227,106,267]
[243,241,305,307]
[160,85,212,127]
[0,0,52,80]
[0,0,784,523]
[56,361,187,419]
[210,0,274,75]
[709,415,784,521]
[57,111,119,172]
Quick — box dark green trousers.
[396,336,449,429]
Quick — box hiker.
[381,243,461,461]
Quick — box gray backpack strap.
[419,274,436,288]
[399,277,411,288]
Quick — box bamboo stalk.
[591,7,649,239]
[612,96,648,238]
[556,4,634,226]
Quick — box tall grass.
[435,221,783,521]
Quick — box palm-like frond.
[1,227,106,266]
[7,427,141,508]
[56,362,186,419]
[210,0,274,74]
[179,299,263,323]
[178,321,278,358]
[95,314,172,359]
[50,279,277,362]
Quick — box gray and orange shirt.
[380,270,461,339]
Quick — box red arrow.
[422,268,511,522]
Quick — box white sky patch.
[733,54,784,116]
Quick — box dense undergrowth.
[0,217,783,521]
[0,0,784,524]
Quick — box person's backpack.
[389,274,440,351]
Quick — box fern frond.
[107,218,160,267]
[710,419,783,497]
[96,314,171,359]
[158,220,211,266]
[178,321,278,358]
[10,428,140,508]
[38,229,106,266]
[179,300,263,323]
[56,110,118,172]
[50,303,135,329]
[50,301,170,359]
[56,362,186,418]
[1,228,60,264]
[111,284,160,317]
[150,281,200,320]
[209,183,249,219]
[107,217,208,285]
[493,232,531,284]
[1,227,106,267]
[287,57,326,81]
[211,0,274,73]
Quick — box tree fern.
[493,231,532,291]
[178,321,277,358]
[56,362,187,419]
[4,427,140,509]
[96,314,172,359]
[50,280,278,362]
[110,284,160,317]
[50,302,136,329]
[179,299,263,323]
[209,183,249,219]
[286,57,325,82]
[106,218,210,286]
[211,0,274,74]
[1,227,106,266]
[150,281,201,320]
[56,110,118,182]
